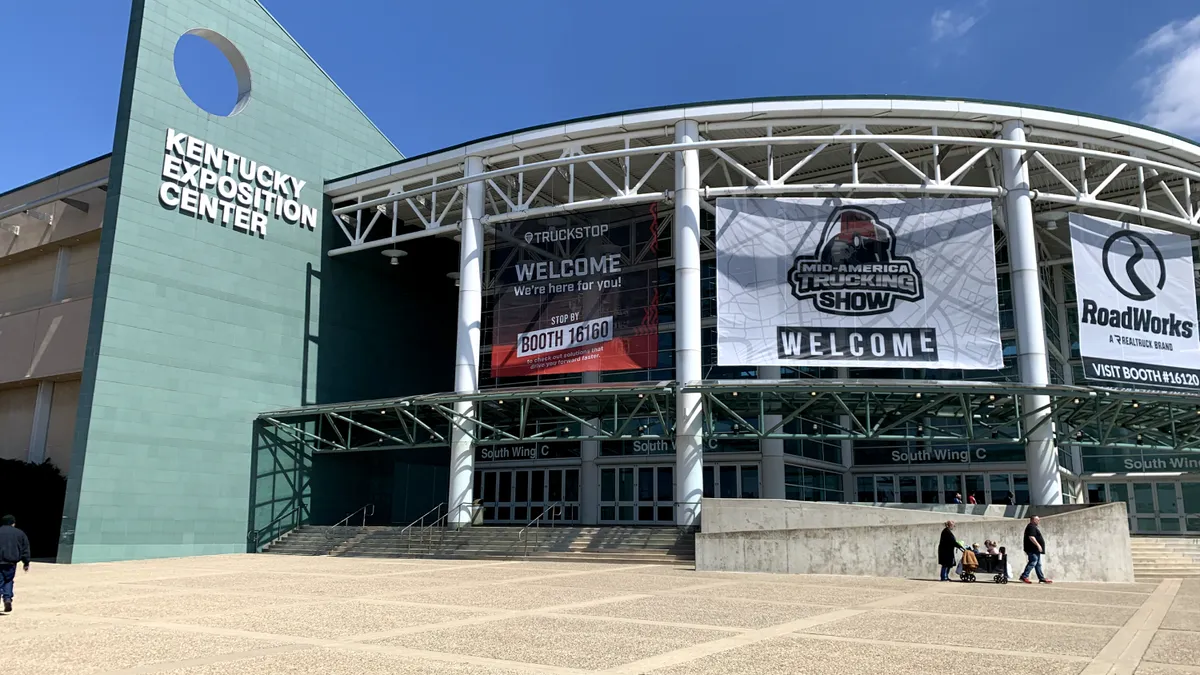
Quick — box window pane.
[498,472,512,503]
[965,474,985,503]
[1109,483,1129,506]
[875,475,896,502]
[857,476,874,501]
[619,468,635,502]
[657,467,673,502]
[720,465,738,499]
[515,471,529,503]
[943,475,961,503]
[565,469,579,502]
[1157,483,1178,514]
[638,468,655,501]
[899,475,918,503]
[1134,483,1155,514]
[1087,483,1106,504]
[920,476,939,504]
[703,466,715,499]
[741,465,760,499]
[484,472,497,502]
[601,469,615,502]
[990,474,1010,504]
[531,470,545,502]
[1182,482,1200,514]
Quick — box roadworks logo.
[788,206,924,316]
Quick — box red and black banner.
[489,204,662,377]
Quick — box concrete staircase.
[262,526,369,556]
[1131,537,1200,580]
[263,526,694,565]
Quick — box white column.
[1000,120,1063,506]
[838,367,853,497]
[580,371,600,524]
[449,155,486,527]
[674,119,704,528]
[27,381,54,464]
[759,366,786,500]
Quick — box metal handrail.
[247,504,304,549]
[519,501,565,556]
[401,502,445,552]
[325,503,375,542]
[414,504,473,554]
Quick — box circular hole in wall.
[173,29,251,116]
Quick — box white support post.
[1000,120,1063,506]
[837,367,854,498]
[674,119,704,528]
[449,155,486,527]
[27,381,54,464]
[580,371,601,525]
[759,366,786,500]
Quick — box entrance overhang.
[259,380,1200,455]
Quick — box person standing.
[1019,515,1052,584]
[0,515,31,613]
[938,520,965,581]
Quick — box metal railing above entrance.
[257,380,1200,457]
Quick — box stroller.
[959,549,1009,584]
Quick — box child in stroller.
[959,540,1009,583]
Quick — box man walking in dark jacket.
[0,515,32,613]
[1019,515,1052,584]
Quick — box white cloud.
[930,8,979,42]
[1138,14,1200,54]
[1137,14,1200,137]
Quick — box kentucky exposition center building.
[2,1,1198,563]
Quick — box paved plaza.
[2,554,1197,674]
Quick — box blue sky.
[2,0,1199,192]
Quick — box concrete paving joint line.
[1078,578,1182,675]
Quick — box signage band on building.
[715,198,1002,369]
[1069,213,1200,392]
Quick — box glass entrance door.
[1130,481,1185,534]
[702,463,761,499]
[600,465,674,523]
[477,468,579,524]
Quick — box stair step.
[265,525,697,565]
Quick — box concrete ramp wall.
[696,500,1133,583]
[702,499,1006,534]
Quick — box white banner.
[716,198,1002,369]
[1069,214,1200,392]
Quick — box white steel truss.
[326,103,1200,258]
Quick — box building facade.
[1,0,1197,564]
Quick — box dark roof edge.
[0,153,113,201]
[327,94,1200,185]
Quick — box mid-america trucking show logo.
[780,205,934,363]
[788,206,924,315]
[489,205,660,377]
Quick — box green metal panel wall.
[59,0,402,562]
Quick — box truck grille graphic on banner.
[716,198,1002,369]
[489,204,661,377]
[1069,214,1200,392]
